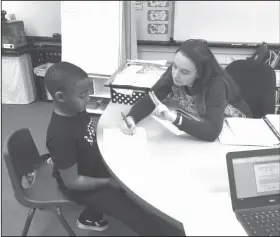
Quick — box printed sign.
[148,24,168,34]
[147,10,169,21]
[147,1,169,7]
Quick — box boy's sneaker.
[76,218,109,231]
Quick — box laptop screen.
[232,155,280,199]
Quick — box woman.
[121,39,252,141]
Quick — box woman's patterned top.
[171,85,246,118]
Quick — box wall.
[2,1,61,37]
[137,45,255,66]
[2,1,277,72]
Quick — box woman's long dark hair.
[176,39,241,101]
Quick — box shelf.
[88,74,111,80]
[89,92,111,99]
[91,76,111,99]
[86,108,104,114]
[86,98,110,115]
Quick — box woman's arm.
[126,66,173,123]
[176,80,226,142]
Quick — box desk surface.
[97,102,268,236]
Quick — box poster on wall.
[135,1,173,41]
[135,1,143,10]
[148,24,168,34]
[148,10,169,21]
[147,1,169,7]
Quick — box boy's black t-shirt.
[46,110,110,193]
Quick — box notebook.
[219,114,280,147]
[151,109,202,136]
[151,115,185,136]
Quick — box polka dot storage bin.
[110,88,148,105]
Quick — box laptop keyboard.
[241,209,280,236]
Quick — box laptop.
[226,148,280,236]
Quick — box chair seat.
[23,163,74,209]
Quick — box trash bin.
[33,63,53,101]
[2,53,36,104]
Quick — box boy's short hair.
[45,61,88,96]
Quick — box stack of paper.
[112,60,167,88]
[127,59,167,66]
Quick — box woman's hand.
[120,116,136,135]
[149,91,177,123]
[108,178,121,190]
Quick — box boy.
[45,62,184,235]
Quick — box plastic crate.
[34,62,54,77]
[34,63,54,101]
[30,45,61,68]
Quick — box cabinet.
[2,53,36,104]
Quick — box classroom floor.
[1,101,137,236]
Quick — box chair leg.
[22,208,36,236]
[54,206,76,236]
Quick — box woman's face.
[172,51,198,87]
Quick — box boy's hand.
[149,91,177,123]
[120,116,136,135]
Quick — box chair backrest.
[225,60,276,118]
[3,128,42,203]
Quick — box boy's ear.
[54,91,65,102]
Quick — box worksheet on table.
[102,127,151,160]
[151,115,185,136]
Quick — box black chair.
[3,128,76,236]
[225,59,276,118]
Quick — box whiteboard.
[61,1,121,75]
[2,1,61,37]
[174,1,280,44]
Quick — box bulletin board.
[135,1,173,41]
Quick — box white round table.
[97,102,265,235]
